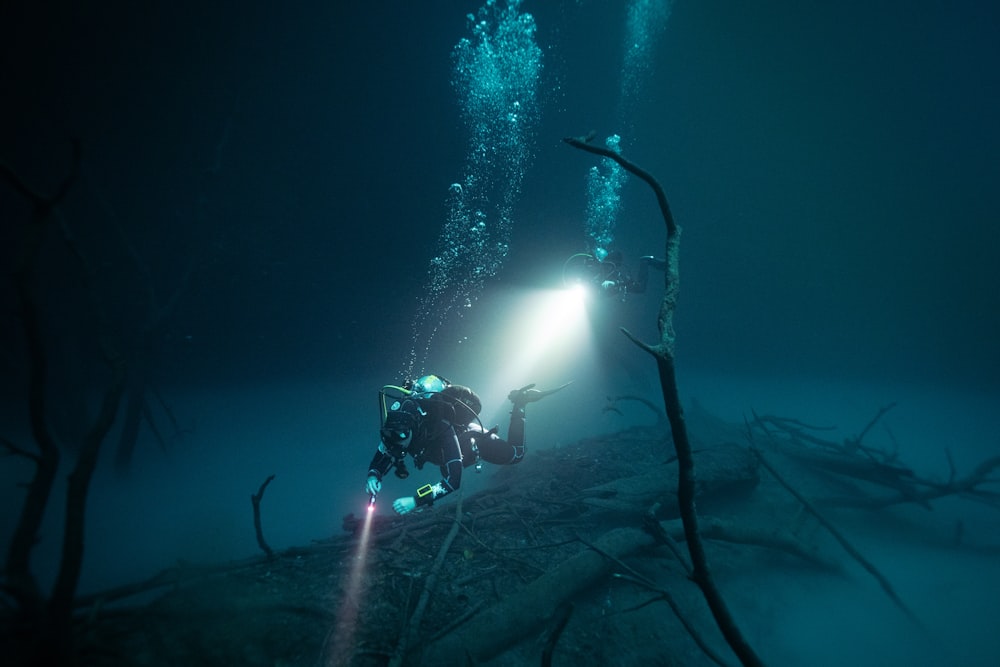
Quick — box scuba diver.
[365,374,569,515]
[564,250,666,301]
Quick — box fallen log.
[577,442,759,514]
[422,526,654,664]
[421,510,826,664]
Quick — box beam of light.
[326,498,377,666]
[477,285,593,427]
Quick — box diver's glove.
[365,476,382,496]
[508,381,573,408]
[393,496,417,515]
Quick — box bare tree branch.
[563,135,765,667]
[748,419,922,628]
[251,475,276,558]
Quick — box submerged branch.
[564,135,765,667]
[251,475,276,558]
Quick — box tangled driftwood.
[750,410,1000,511]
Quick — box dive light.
[368,492,377,511]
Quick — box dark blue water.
[2,1,998,664]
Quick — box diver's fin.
[536,381,573,398]
[508,381,573,406]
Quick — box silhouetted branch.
[747,419,922,628]
[750,410,999,510]
[2,142,81,613]
[846,402,896,454]
[827,455,1000,510]
[390,493,465,667]
[251,475,276,558]
[579,534,732,667]
[541,602,575,667]
[1,437,40,463]
[49,344,127,621]
[3,140,130,664]
[564,135,765,667]
[603,394,667,423]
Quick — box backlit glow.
[477,286,592,427]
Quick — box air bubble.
[405,0,542,378]
[585,134,625,260]
[581,1,674,260]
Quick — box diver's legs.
[508,405,525,448]
[469,406,526,466]
[475,433,524,465]
[471,383,568,467]
[505,405,526,463]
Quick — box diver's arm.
[414,430,463,508]
[367,443,395,481]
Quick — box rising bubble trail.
[583,0,673,261]
[405,0,542,378]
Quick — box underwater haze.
[2,1,999,665]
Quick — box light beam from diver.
[326,497,377,666]
[479,286,592,427]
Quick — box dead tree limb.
[751,411,999,510]
[563,135,765,667]
[824,455,1000,510]
[390,493,464,667]
[754,408,901,465]
[604,394,667,424]
[541,602,574,667]
[664,517,834,570]
[3,140,129,663]
[1,438,41,462]
[2,144,80,612]
[747,422,922,628]
[49,346,126,624]
[644,504,692,573]
[251,475,276,558]
[579,535,732,667]
[49,166,130,651]
[614,570,732,667]
[426,599,487,643]
[846,402,896,455]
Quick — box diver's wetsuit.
[367,388,527,507]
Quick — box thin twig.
[577,535,731,667]
[389,493,464,667]
[848,402,897,451]
[747,422,922,628]
[427,599,487,642]
[1,437,40,462]
[541,602,574,667]
[643,504,692,575]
